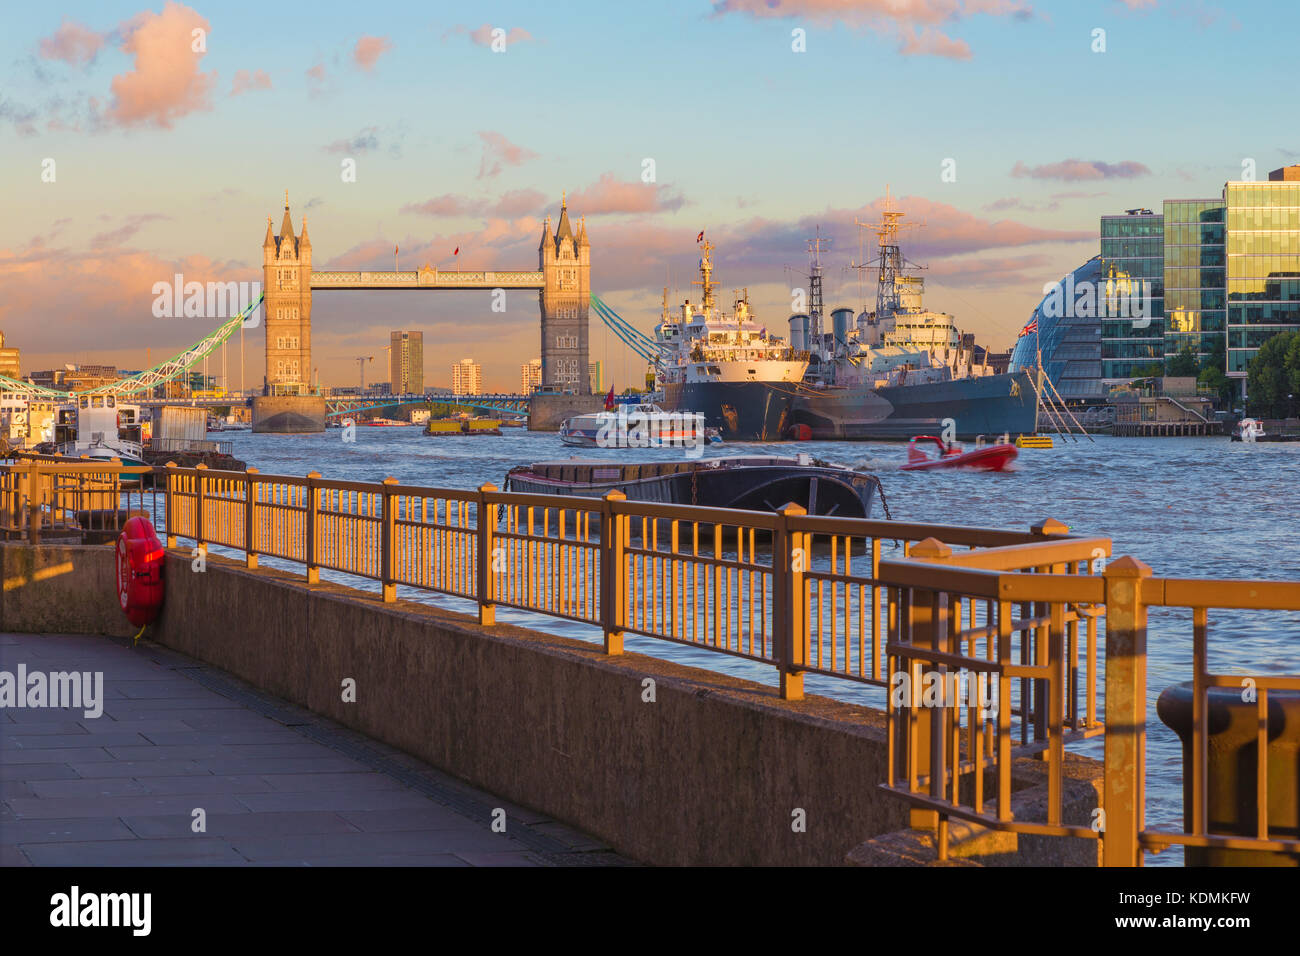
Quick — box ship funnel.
[788,314,810,352]
[831,308,854,350]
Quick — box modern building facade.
[1099,209,1164,381]
[520,358,542,394]
[452,358,481,396]
[588,361,602,394]
[1097,165,1300,391]
[389,331,423,394]
[1008,257,1106,402]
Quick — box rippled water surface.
[208,427,1299,864]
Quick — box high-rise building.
[1095,165,1300,392]
[520,358,542,394]
[452,358,481,395]
[589,361,602,394]
[0,332,19,380]
[390,331,423,394]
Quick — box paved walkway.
[1,632,627,867]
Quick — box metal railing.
[0,460,153,542]
[160,463,1087,698]
[875,542,1300,865]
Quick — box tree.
[1245,331,1300,418]
[1165,346,1199,377]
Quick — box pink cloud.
[105,2,217,129]
[231,69,272,96]
[443,24,536,47]
[898,26,972,59]
[306,63,327,81]
[38,18,107,66]
[1011,159,1151,181]
[710,0,1033,58]
[402,195,486,217]
[352,36,393,71]
[567,173,685,214]
[476,131,537,179]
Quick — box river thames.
[204,427,1298,864]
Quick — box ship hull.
[662,381,796,442]
[793,371,1039,441]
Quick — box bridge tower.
[262,194,313,395]
[539,195,591,393]
[253,193,325,432]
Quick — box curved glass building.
[1009,256,1106,402]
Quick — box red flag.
[394,244,398,254]
[453,246,459,256]
[696,230,705,242]
[1019,319,1038,338]
[604,385,615,411]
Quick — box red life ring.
[116,516,165,626]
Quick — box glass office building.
[1008,256,1106,401]
[1092,165,1300,391]
[1099,211,1164,380]
[1224,179,1300,375]
[1162,200,1225,362]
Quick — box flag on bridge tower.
[394,244,398,271]
[696,230,705,243]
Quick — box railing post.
[194,462,207,549]
[380,476,398,602]
[1102,555,1153,867]
[476,483,497,626]
[600,490,627,654]
[244,467,259,569]
[164,462,177,547]
[305,471,320,584]
[26,463,40,545]
[902,537,953,833]
[774,502,808,700]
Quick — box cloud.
[898,26,972,59]
[1011,159,1151,181]
[0,97,39,136]
[90,213,170,250]
[230,69,272,96]
[566,173,686,214]
[444,24,535,47]
[710,0,1033,59]
[105,2,217,129]
[38,18,107,66]
[352,35,393,71]
[401,189,548,219]
[323,126,381,154]
[476,131,537,179]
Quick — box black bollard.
[1156,682,1300,866]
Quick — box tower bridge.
[256,193,591,433]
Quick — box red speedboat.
[901,436,1017,472]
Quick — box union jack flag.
[1019,319,1038,338]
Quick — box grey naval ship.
[656,197,1039,441]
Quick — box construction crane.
[355,355,374,390]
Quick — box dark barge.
[504,455,885,519]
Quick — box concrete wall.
[1,542,136,638]
[252,395,326,433]
[152,550,909,865]
[528,393,604,432]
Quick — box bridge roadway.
[0,632,626,867]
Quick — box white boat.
[559,403,719,448]
[55,394,148,466]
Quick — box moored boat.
[505,455,885,519]
[559,403,717,448]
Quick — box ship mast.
[856,185,923,335]
[693,238,717,314]
[806,227,830,364]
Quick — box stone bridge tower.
[253,194,324,432]
[539,195,591,393]
[262,194,313,395]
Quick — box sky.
[1,0,1295,392]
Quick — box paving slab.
[1,632,626,867]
